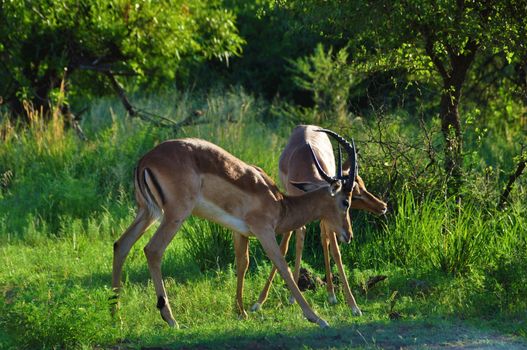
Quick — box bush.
[290,44,354,124]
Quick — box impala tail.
[135,166,164,220]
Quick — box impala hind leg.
[327,229,362,316]
[256,229,328,328]
[144,215,187,327]
[112,208,155,312]
[251,231,293,311]
[233,233,250,318]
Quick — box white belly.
[193,199,251,235]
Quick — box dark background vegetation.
[1,1,526,349]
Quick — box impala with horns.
[112,134,359,328]
[251,125,387,316]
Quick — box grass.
[1,231,526,349]
[0,88,526,349]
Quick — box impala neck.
[276,188,330,234]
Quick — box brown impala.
[112,131,360,328]
[251,125,387,316]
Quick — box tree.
[281,0,527,194]
[0,0,244,119]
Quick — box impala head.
[350,175,388,215]
[311,129,358,243]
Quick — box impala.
[112,132,358,328]
[251,125,387,316]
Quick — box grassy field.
[1,89,526,349]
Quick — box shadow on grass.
[136,318,527,350]
[74,252,205,290]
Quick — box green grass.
[0,88,526,349]
[1,230,526,349]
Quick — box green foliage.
[0,0,244,114]
[288,44,353,124]
[201,0,324,100]
[283,1,527,72]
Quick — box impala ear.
[290,181,326,193]
[329,181,342,196]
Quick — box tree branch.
[103,71,217,133]
[498,148,527,210]
[422,28,450,81]
[104,71,137,117]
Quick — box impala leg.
[112,209,155,312]
[328,231,362,316]
[289,226,306,304]
[252,230,293,311]
[320,221,337,304]
[233,233,250,318]
[256,229,329,328]
[144,216,186,327]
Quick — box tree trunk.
[440,85,463,195]
[438,46,478,196]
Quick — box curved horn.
[336,144,342,179]
[316,129,357,191]
[350,138,357,188]
[353,140,359,178]
[307,143,334,183]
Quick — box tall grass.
[378,192,488,275]
[182,217,235,272]
[339,190,527,320]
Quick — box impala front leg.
[255,227,329,328]
[320,222,337,304]
[251,230,293,312]
[290,226,306,304]
[233,233,249,318]
[328,229,362,316]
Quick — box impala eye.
[341,199,350,209]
